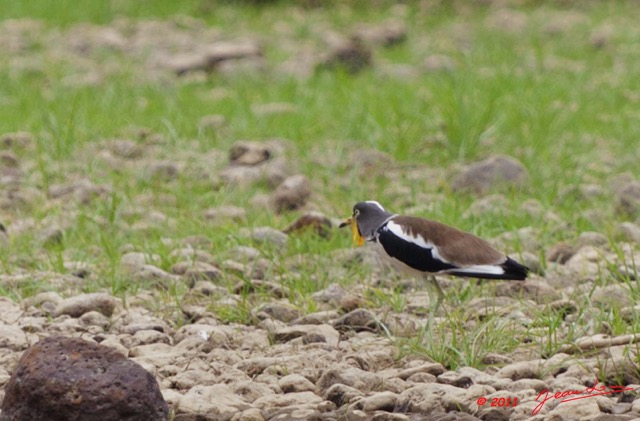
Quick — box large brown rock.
[0,336,168,421]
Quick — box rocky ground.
[2,5,640,421]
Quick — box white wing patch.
[446,265,505,276]
[384,220,451,264]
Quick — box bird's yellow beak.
[339,217,364,247]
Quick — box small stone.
[231,408,265,421]
[547,242,576,264]
[437,371,473,388]
[79,311,111,329]
[333,309,383,333]
[423,54,456,72]
[283,211,332,237]
[593,284,633,309]
[38,226,64,246]
[254,302,301,323]
[252,391,323,410]
[233,279,287,298]
[146,160,179,181]
[269,174,312,214]
[179,261,222,284]
[199,114,227,131]
[352,20,407,47]
[323,383,364,407]
[451,155,529,194]
[169,370,218,390]
[396,383,470,413]
[312,283,351,305]
[576,231,609,248]
[547,398,601,420]
[0,336,168,421]
[495,361,540,381]
[317,367,383,393]
[359,391,399,412]
[617,181,640,216]
[54,292,118,318]
[107,139,143,159]
[230,141,272,166]
[176,384,251,419]
[0,325,37,351]
[0,132,32,149]
[251,102,297,116]
[617,222,640,243]
[131,265,178,283]
[318,37,372,74]
[481,353,513,365]
[272,324,340,347]
[203,205,247,224]
[397,363,446,380]
[495,279,558,303]
[248,227,288,248]
[279,374,317,393]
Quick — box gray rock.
[451,155,529,194]
[252,391,323,410]
[333,309,383,333]
[617,222,640,243]
[317,367,383,393]
[230,408,265,421]
[272,324,340,347]
[283,211,332,237]
[145,160,179,181]
[395,383,470,413]
[397,363,446,380]
[592,284,633,309]
[0,131,32,149]
[229,140,273,166]
[0,324,38,351]
[269,174,312,214]
[279,374,317,394]
[0,336,168,421]
[54,292,118,318]
[107,138,143,159]
[176,384,251,421]
[617,181,640,216]
[357,391,398,412]
[254,303,301,323]
[495,361,540,381]
[494,279,558,304]
[199,114,227,131]
[203,205,247,224]
[576,231,609,248]
[79,310,111,329]
[245,227,288,249]
[546,242,577,264]
[169,370,218,390]
[318,37,372,74]
[437,371,473,388]
[352,20,407,47]
[323,383,364,407]
[174,261,222,284]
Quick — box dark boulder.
[0,336,168,421]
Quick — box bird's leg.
[426,275,445,315]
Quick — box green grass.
[2,0,640,370]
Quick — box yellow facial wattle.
[349,218,365,247]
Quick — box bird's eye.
[353,209,360,217]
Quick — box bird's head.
[339,201,392,246]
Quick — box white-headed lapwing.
[340,201,528,311]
